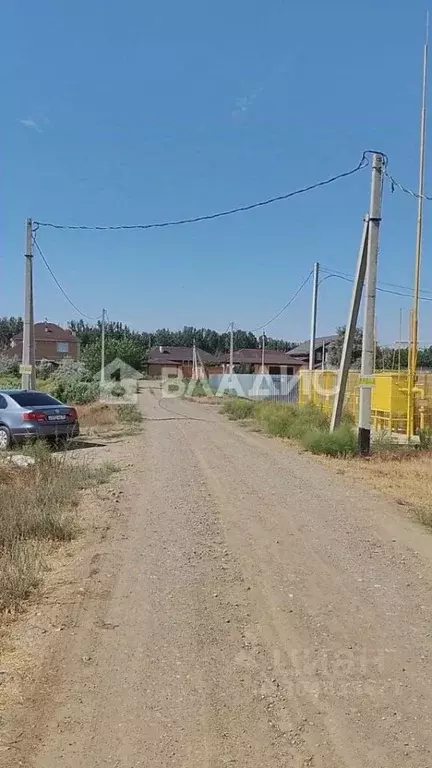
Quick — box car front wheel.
[0,425,11,451]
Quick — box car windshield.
[8,392,62,407]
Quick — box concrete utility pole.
[330,217,369,432]
[309,262,319,371]
[192,338,198,380]
[358,153,384,454]
[229,321,234,377]
[261,330,266,374]
[21,218,36,390]
[407,14,429,440]
[100,308,106,386]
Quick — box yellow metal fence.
[299,370,432,434]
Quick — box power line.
[32,235,100,320]
[320,268,432,302]
[320,265,432,297]
[33,153,370,232]
[385,168,432,201]
[248,271,313,333]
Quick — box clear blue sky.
[3,0,432,345]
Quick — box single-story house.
[148,346,224,378]
[9,322,80,364]
[288,336,337,369]
[219,348,302,376]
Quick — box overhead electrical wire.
[320,267,432,302]
[321,264,432,296]
[33,152,371,232]
[385,168,432,201]
[248,271,313,333]
[32,235,100,320]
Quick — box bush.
[187,379,213,397]
[220,398,256,420]
[371,430,397,452]
[254,402,329,439]
[116,404,142,424]
[0,354,19,376]
[0,374,20,389]
[301,426,357,457]
[36,358,55,380]
[54,357,91,383]
[49,379,100,405]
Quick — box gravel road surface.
[3,386,432,767]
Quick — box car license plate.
[48,414,66,421]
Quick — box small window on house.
[56,342,69,353]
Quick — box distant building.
[288,336,337,369]
[219,348,302,376]
[148,346,223,378]
[9,322,80,364]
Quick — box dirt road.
[2,386,432,767]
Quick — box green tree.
[82,337,147,374]
[418,346,432,369]
[0,316,23,350]
[327,326,363,368]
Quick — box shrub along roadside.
[220,398,356,457]
[0,448,118,614]
[302,426,357,457]
[77,402,142,435]
[220,398,256,420]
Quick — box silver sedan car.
[0,390,80,450]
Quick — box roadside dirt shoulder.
[0,431,139,763]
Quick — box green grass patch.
[220,398,358,458]
[220,398,256,420]
[254,401,329,439]
[301,426,357,457]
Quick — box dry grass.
[323,450,432,527]
[0,445,118,615]
[77,402,142,436]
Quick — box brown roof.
[289,336,336,357]
[148,346,216,364]
[12,322,77,342]
[219,348,300,365]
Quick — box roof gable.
[219,348,299,365]
[13,322,77,342]
[289,336,337,357]
[148,346,216,364]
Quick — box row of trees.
[69,321,298,373]
[68,320,297,356]
[327,327,432,370]
[2,316,432,373]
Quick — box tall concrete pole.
[330,218,369,432]
[261,330,266,374]
[100,308,106,386]
[358,154,384,454]
[308,262,319,371]
[192,338,197,380]
[229,321,234,377]
[407,15,429,440]
[21,218,36,390]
